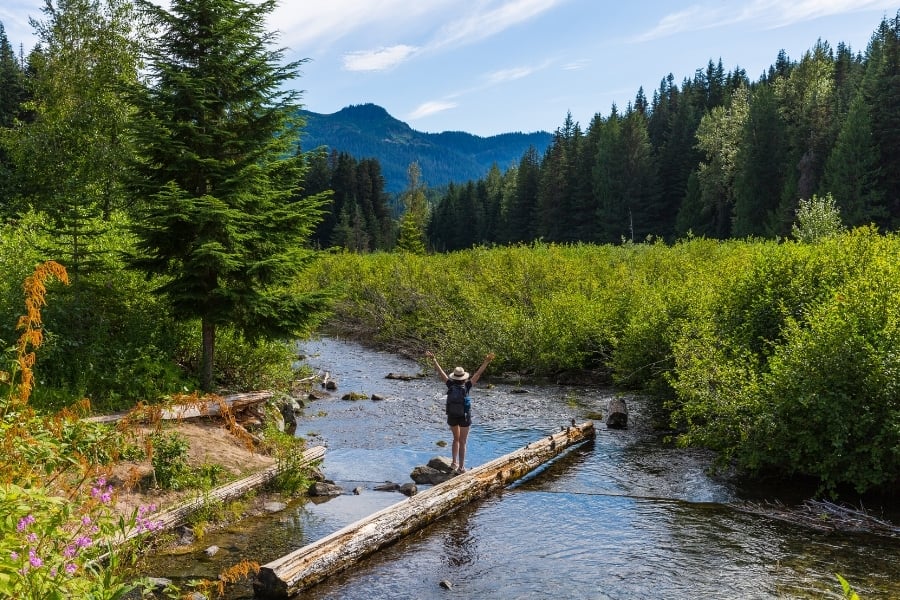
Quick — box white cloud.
[408,100,458,120]
[562,59,590,71]
[271,1,453,51]
[431,0,566,50]
[485,65,539,84]
[342,44,419,71]
[634,0,897,42]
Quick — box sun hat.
[449,366,469,380]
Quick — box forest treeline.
[427,13,900,250]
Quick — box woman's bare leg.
[457,426,470,471]
[450,424,461,468]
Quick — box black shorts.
[447,412,472,427]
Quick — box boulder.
[398,483,418,496]
[374,481,400,492]
[410,465,454,485]
[309,481,344,497]
[427,456,455,473]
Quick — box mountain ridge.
[298,103,553,193]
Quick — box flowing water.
[143,337,900,599]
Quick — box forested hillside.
[299,103,552,193]
[427,13,900,251]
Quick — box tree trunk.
[253,421,595,599]
[201,318,215,391]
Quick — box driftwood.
[734,498,900,537]
[253,421,595,599]
[82,391,274,424]
[120,445,326,543]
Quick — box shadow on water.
[141,337,900,599]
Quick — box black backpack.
[446,382,468,417]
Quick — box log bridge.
[253,420,595,599]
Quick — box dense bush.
[0,213,299,412]
[299,231,900,493]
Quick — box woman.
[425,350,495,474]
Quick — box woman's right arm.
[425,350,449,382]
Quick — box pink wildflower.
[65,563,77,575]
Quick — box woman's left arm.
[470,352,495,385]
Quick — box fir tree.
[127,0,331,390]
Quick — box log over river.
[141,337,900,599]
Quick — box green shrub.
[150,431,190,490]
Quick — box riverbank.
[108,417,278,520]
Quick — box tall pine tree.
[128,0,330,390]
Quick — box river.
[144,336,900,599]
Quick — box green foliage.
[263,417,313,494]
[177,325,296,393]
[836,574,861,600]
[300,230,900,494]
[0,212,194,412]
[0,262,161,599]
[150,431,190,490]
[792,193,845,242]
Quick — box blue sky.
[2,1,897,136]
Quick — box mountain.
[298,103,553,194]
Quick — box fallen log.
[158,391,274,420]
[82,391,274,423]
[253,421,595,599]
[122,445,326,542]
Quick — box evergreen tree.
[0,23,27,210]
[821,93,885,227]
[732,84,788,237]
[503,145,540,243]
[396,162,427,253]
[593,106,628,243]
[127,0,331,391]
[863,12,900,226]
[772,41,839,233]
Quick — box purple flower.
[28,548,42,568]
[10,551,19,560]
[65,563,77,575]
[76,535,92,548]
[63,544,77,559]
[81,515,91,526]
[26,533,37,544]
[17,514,35,532]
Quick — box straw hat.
[449,366,469,380]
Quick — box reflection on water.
[141,337,900,599]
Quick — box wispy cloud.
[272,1,453,51]
[484,65,540,85]
[408,100,459,120]
[337,0,566,72]
[430,0,566,50]
[342,45,419,72]
[634,0,897,42]
[562,59,590,71]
